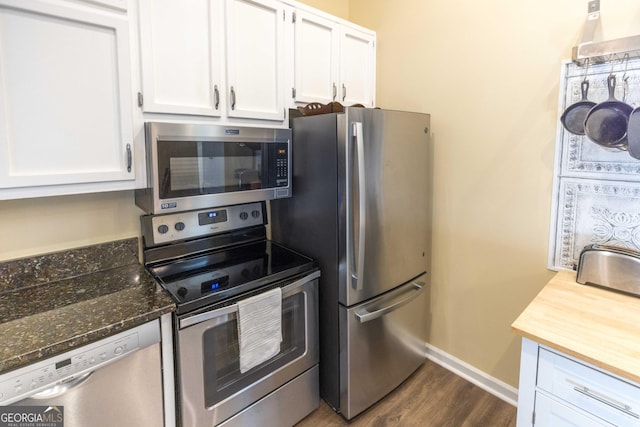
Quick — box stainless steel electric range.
[141,201,320,427]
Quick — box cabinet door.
[225,0,285,121]
[292,9,338,105]
[0,0,134,192]
[138,0,223,116]
[339,26,376,107]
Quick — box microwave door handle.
[351,122,366,291]
[355,282,425,323]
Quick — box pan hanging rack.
[572,0,640,66]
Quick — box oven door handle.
[179,270,320,329]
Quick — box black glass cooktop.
[148,240,314,314]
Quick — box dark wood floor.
[296,360,517,427]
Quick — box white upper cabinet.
[225,0,285,121]
[292,9,338,105]
[138,0,223,117]
[0,0,136,199]
[339,25,376,107]
[289,6,376,107]
[0,0,375,201]
[137,0,375,120]
[138,0,285,122]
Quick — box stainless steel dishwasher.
[0,320,164,427]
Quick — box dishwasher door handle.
[355,281,425,323]
[29,371,94,400]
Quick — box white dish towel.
[237,287,282,373]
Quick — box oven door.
[176,270,319,427]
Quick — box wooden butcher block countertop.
[512,269,640,384]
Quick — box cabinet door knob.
[126,143,132,173]
[332,83,337,101]
[342,84,346,102]
[213,85,220,110]
[230,86,236,110]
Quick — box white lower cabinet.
[518,338,640,427]
[0,0,137,199]
[534,393,614,427]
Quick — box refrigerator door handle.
[355,282,425,323]
[351,121,366,290]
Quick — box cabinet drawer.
[537,348,640,426]
[535,392,615,426]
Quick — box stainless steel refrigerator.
[271,107,431,419]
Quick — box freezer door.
[339,275,429,419]
[343,108,431,306]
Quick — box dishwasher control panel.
[0,320,160,405]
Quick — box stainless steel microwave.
[135,122,291,214]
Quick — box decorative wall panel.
[552,178,640,270]
[549,57,640,269]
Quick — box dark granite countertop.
[0,238,175,374]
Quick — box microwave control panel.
[270,143,289,187]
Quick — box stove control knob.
[239,212,249,220]
[177,287,188,298]
[251,210,260,218]
[158,225,169,234]
[175,222,185,231]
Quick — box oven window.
[202,293,305,406]
[157,140,267,198]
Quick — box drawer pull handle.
[568,379,639,418]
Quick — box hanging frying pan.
[560,79,596,135]
[584,74,633,149]
[628,106,640,159]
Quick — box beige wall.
[0,191,142,261]
[295,0,348,20]
[344,0,640,388]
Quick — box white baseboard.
[424,343,519,407]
